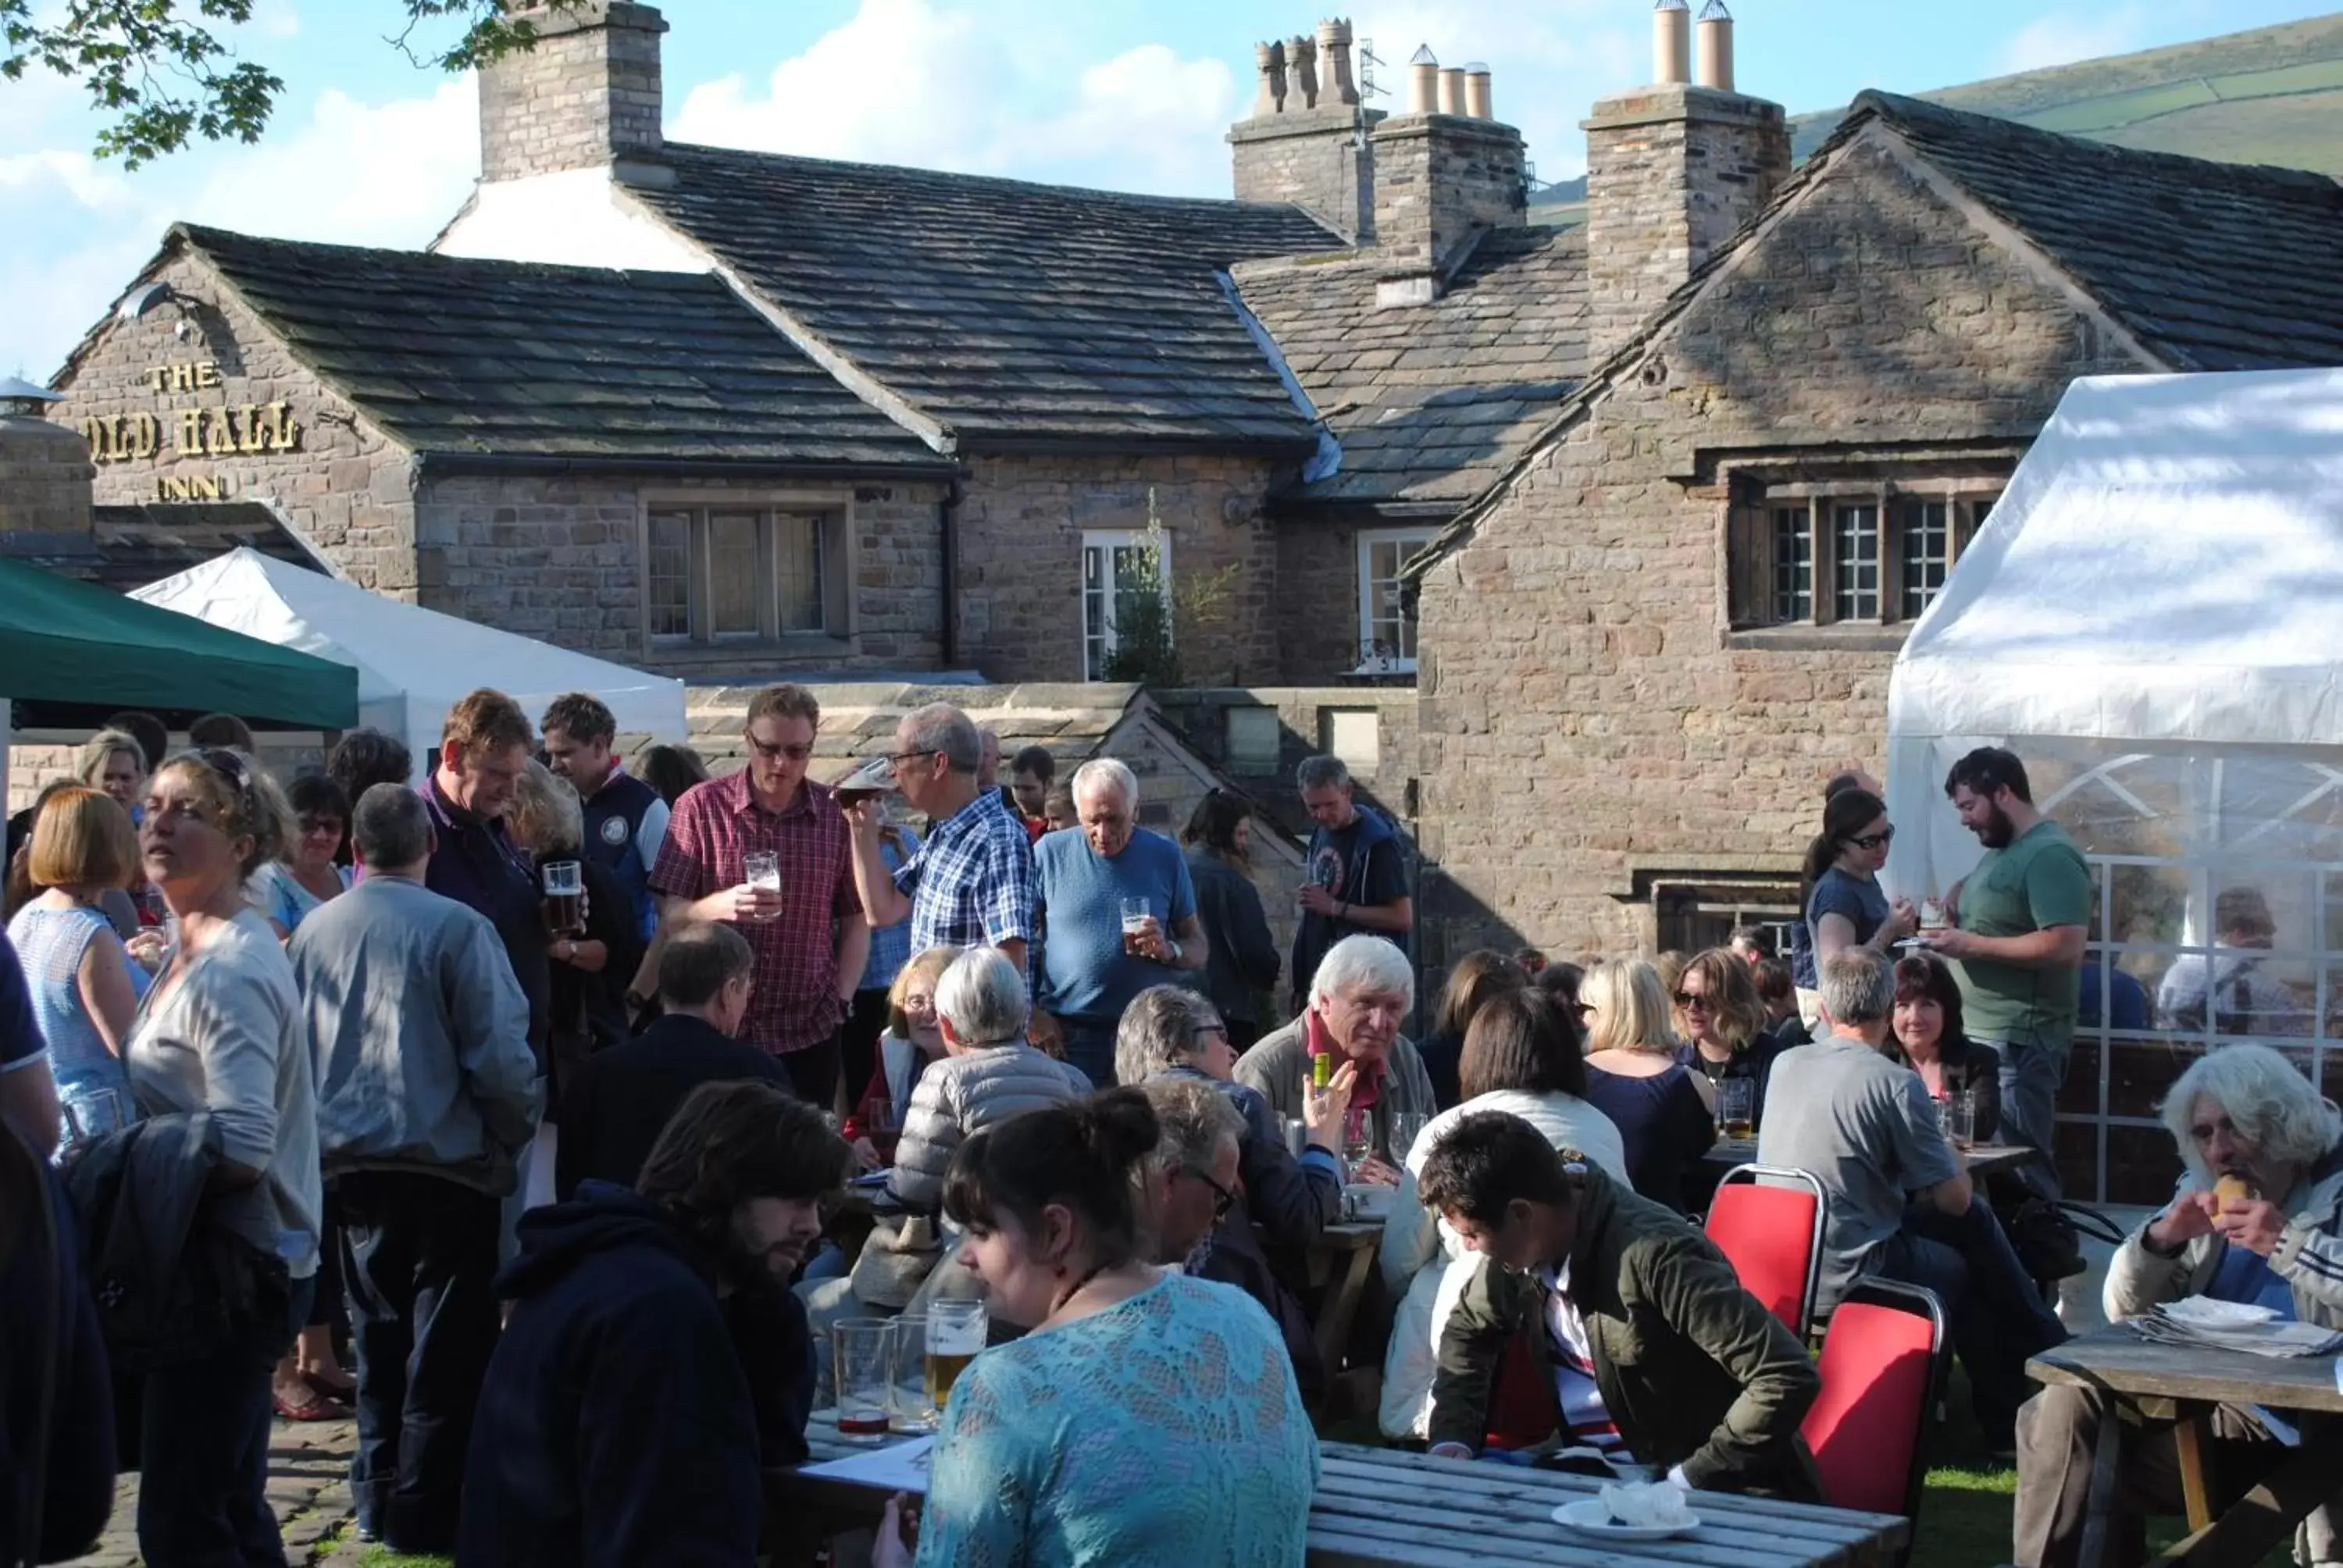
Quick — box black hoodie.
[456,1182,814,1568]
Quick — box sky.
[4,0,2334,378]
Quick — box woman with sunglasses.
[124,750,322,1568]
[1801,788,1917,974]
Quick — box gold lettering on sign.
[177,408,205,456]
[127,412,157,459]
[205,408,237,456]
[156,473,232,502]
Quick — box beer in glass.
[1120,896,1150,957]
[541,860,585,936]
[926,1299,986,1408]
[1717,1078,1755,1141]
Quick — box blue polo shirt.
[1034,828,1197,1020]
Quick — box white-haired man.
[1235,934,1432,1184]
[1028,758,1207,1087]
[2014,1044,2343,1568]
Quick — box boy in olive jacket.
[1421,1111,1821,1496]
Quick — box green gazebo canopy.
[0,554,357,727]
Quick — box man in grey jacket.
[292,784,541,1555]
[2015,1044,2343,1567]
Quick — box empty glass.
[833,1319,893,1441]
[1392,1111,1432,1165]
[1944,1088,1977,1151]
[887,1314,937,1433]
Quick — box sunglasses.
[1674,991,1713,1011]
[745,736,815,762]
[1849,825,1896,850]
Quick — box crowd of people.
[0,694,2330,1568]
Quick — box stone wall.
[953,452,1285,686]
[1411,130,2143,966]
[414,472,948,678]
[479,2,667,184]
[0,414,94,536]
[1370,113,1527,276]
[49,249,421,594]
[8,731,328,817]
[1583,85,1790,362]
[1227,106,1377,243]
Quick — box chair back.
[1482,1317,1560,1451]
[1801,1277,1949,1526]
[1704,1164,1826,1335]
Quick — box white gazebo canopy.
[1886,367,2343,900]
[132,547,686,776]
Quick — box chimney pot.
[1318,17,1361,106]
[1438,66,1467,116]
[1408,45,1439,113]
[1289,34,1319,109]
[1653,0,1691,86]
[1253,40,1284,116]
[1464,63,1492,119]
[1695,0,1735,91]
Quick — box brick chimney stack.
[1582,0,1788,359]
[1370,45,1526,306]
[1228,17,1378,244]
[1,380,91,539]
[480,1,671,187]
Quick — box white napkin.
[1598,1481,1695,1530]
[2160,1296,2280,1328]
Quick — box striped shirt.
[1539,1260,1634,1461]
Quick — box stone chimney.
[1582,0,1788,358]
[1370,45,1527,305]
[479,2,670,187]
[1227,17,1378,243]
[2,380,92,539]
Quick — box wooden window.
[1900,499,1951,616]
[1356,529,1437,672]
[1771,505,1813,624]
[644,508,838,647]
[1831,503,1880,622]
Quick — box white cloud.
[2,77,479,378]
[1995,8,2150,74]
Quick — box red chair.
[1703,1164,1826,1335]
[1801,1277,1949,1541]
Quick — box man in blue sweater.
[1029,758,1209,1086]
[460,1081,848,1567]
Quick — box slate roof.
[629,144,1340,451]
[1860,91,2343,372]
[167,225,945,470]
[0,503,322,591]
[1233,225,1588,505]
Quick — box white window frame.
[644,506,837,649]
[1355,527,1438,674]
[1081,530,1172,682]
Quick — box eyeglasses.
[1674,991,1713,1012]
[1190,1024,1230,1048]
[1185,1167,1239,1223]
[745,736,815,763]
[1849,825,1896,850]
[885,748,941,771]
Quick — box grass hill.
[1528,11,2343,219]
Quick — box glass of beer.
[742,850,783,922]
[1944,1088,1977,1151]
[1920,896,1948,935]
[886,1315,937,1433]
[540,860,585,936]
[1120,896,1150,957]
[926,1299,986,1410]
[833,1319,893,1441]
[1717,1078,1756,1142]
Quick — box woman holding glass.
[1888,950,2001,1142]
[126,749,321,1566]
[5,786,141,1148]
[871,1089,1316,1566]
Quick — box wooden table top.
[2028,1322,2343,1416]
[788,1431,1910,1566]
[1705,1139,2036,1178]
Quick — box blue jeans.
[137,1275,312,1567]
[1880,1199,2067,1445]
[1991,1037,2069,1199]
[1061,1016,1120,1089]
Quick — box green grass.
[357,1549,450,1568]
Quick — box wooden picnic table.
[776,1429,1911,1566]
[1301,1221,1385,1374]
[1704,1139,2038,1180]
[2029,1322,2343,1566]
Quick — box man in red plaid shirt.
[647,684,868,1107]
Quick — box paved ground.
[57,1417,362,1568]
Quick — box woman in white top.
[1378,989,1628,1439]
[126,748,321,1568]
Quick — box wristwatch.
[1166,938,1184,965]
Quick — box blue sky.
[5,0,2333,377]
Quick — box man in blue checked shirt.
[846,704,1038,985]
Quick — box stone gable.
[48,251,421,597]
[1410,127,2144,964]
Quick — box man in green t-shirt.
[1924,747,2090,1199]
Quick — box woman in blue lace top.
[872,1089,1317,1568]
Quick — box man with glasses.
[843,701,1038,985]
[1923,746,2090,1199]
[648,685,868,1107]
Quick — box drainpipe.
[940,476,964,667]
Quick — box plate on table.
[1550,1498,1699,1540]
